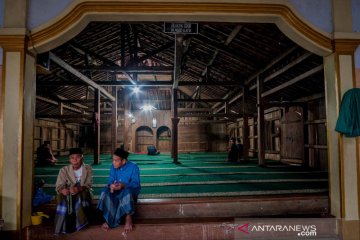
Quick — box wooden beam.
[178,108,211,112]
[263,52,312,83]
[194,34,256,68]
[178,98,227,103]
[249,53,316,92]
[242,86,250,162]
[49,52,116,102]
[35,114,91,119]
[37,80,173,87]
[178,88,211,108]
[180,119,232,124]
[173,35,184,89]
[111,87,118,153]
[129,41,174,66]
[76,66,174,73]
[244,46,298,85]
[36,96,84,113]
[261,65,324,97]
[178,81,243,86]
[178,113,240,118]
[98,81,173,86]
[213,46,299,113]
[257,76,266,166]
[94,89,100,165]
[171,88,179,163]
[296,92,325,102]
[69,41,135,83]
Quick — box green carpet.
[34,152,328,199]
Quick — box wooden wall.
[33,119,79,158]
[121,110,228,153]
[227,101,327,169]
[228,109,281,160]
[99,113,124,153]
[305,99,328,170]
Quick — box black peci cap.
[69,148,83,155]
[114,148,129,159]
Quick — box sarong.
[97,188,136,228]
[54,191,91,234]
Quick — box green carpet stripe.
[35,171,327,178]
[41,182,328,198]
[43,178,327,188]
[36,172,328,185]
[138,189,328,198]
[36,152,329,199]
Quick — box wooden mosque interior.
[31,22,329,238]
[35,21,326,167]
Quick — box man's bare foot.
[101,222,109,232]
[124,214,133,233]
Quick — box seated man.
[236,138,244,160]
[97,148,141,233]
[228,137,239,162]
[147,145,160,155]
[37,141,57,166]
[54,148,93,234]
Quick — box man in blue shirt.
[97,148,141,233]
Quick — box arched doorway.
[135,126,153,153]
[157,126,171,152]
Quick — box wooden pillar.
[323,0,360,223]
[257,75,265,166]
[303,104,310,168]
[242,86,249,162]
[123,91,131,151]
[93,89,100,164]
[325,50,359,220]
[111,87,118,153]
[171,88,179,163]
[0,39,36,232]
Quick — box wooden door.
[281,111,304,164]
[157,126,171,152]
[136,126,153,153]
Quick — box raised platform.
[37,194,329,220]
[137,194,329,219]
[28,193,330,239]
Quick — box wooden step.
[136,194,329,219]
[36,193,329,221]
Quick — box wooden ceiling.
[36,22,324,123]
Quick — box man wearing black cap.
[97,148,141,233]
[54,148,93,234]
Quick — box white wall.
[289,0,332,33]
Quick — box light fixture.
[152,118,157,128]
[128,113,134,118]
[132,86,140,94]
[140,104,156,111]
[131,118,136,124]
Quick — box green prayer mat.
[35,152,328,199]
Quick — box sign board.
[164,22,198,34]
